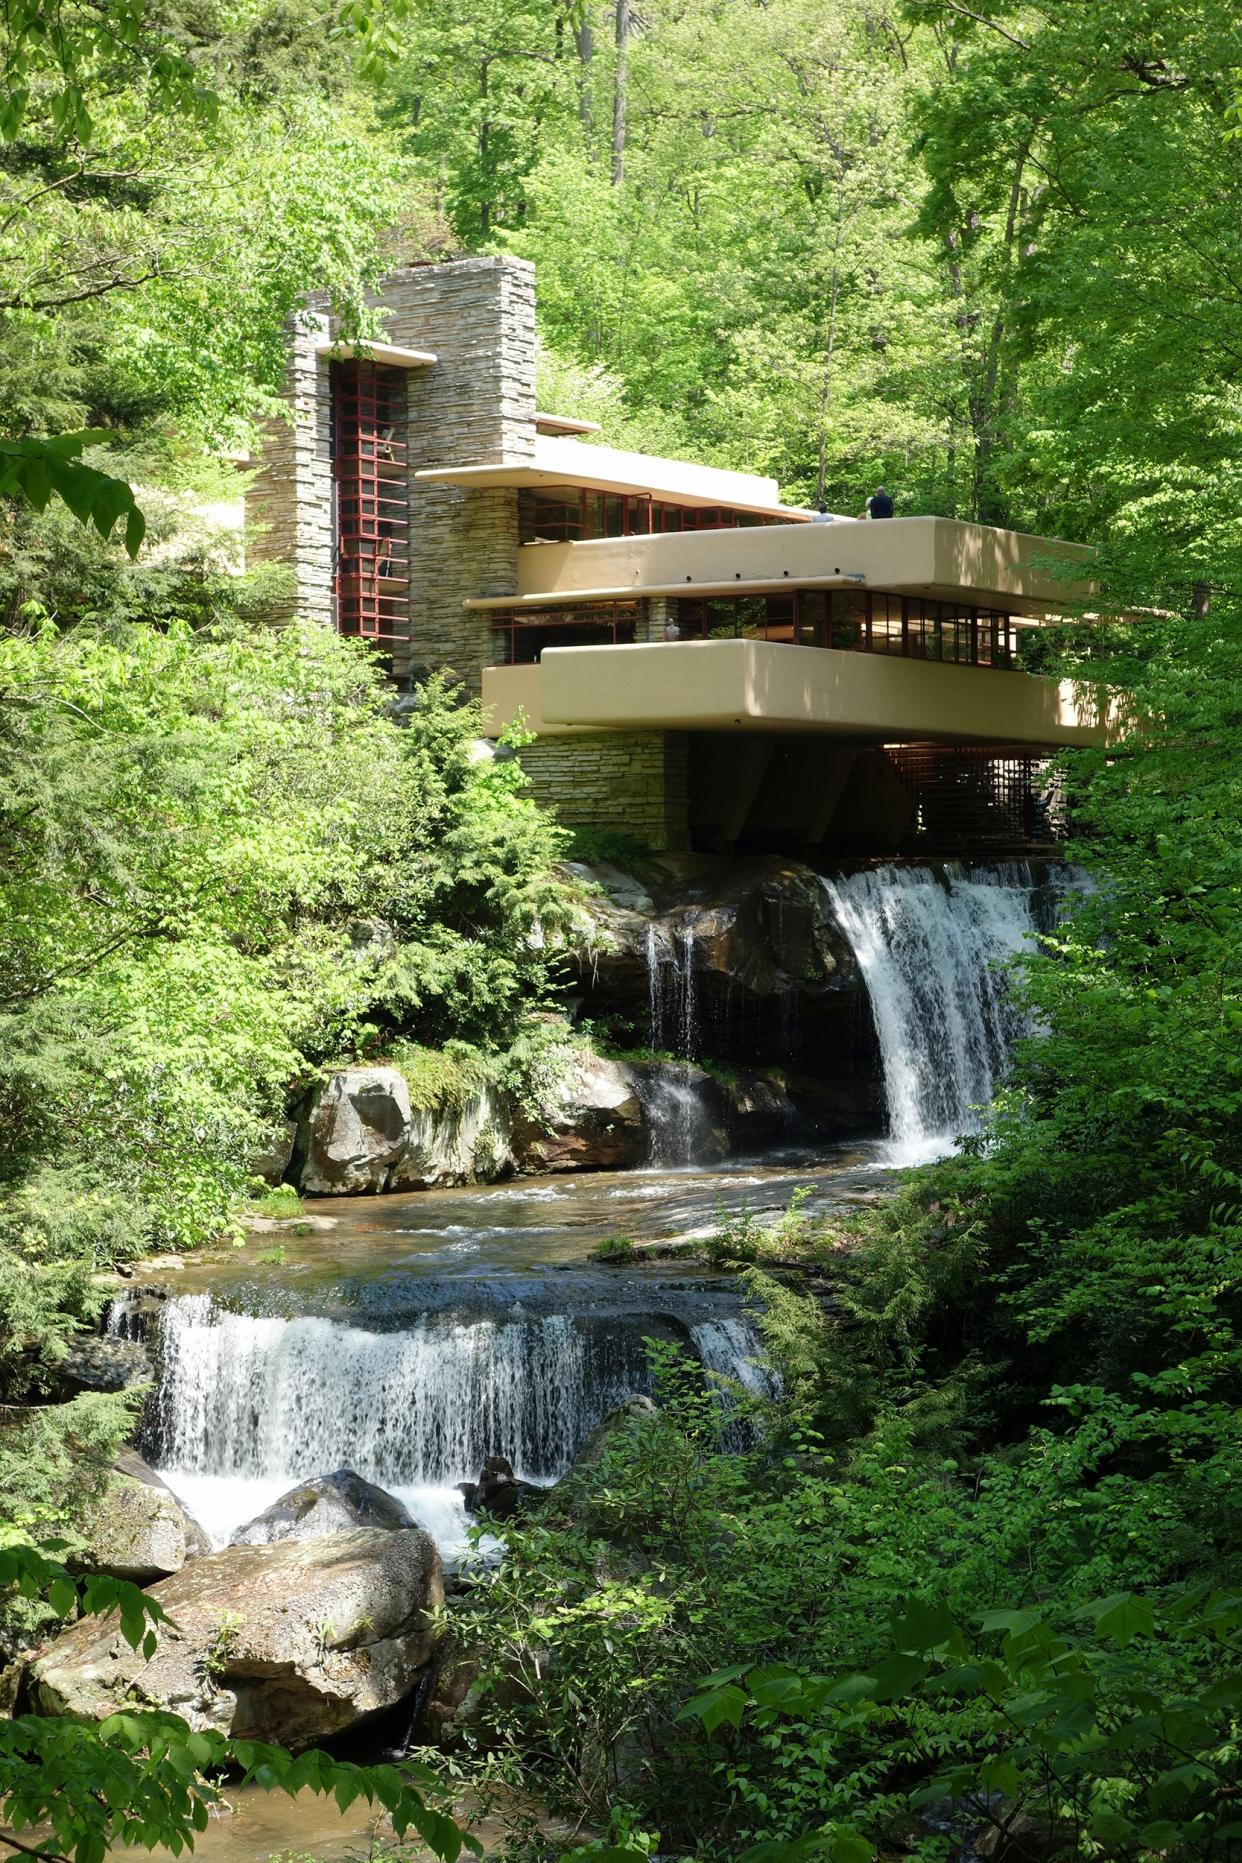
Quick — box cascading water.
[639,917,716,1166]
[641,1066,718,1169]
[823,862,1046,1166]
[643,919,700,1059]
[143,1291,773,1551]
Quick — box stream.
[96,860,1068,1861]
[129,1148,888,1558]
[126,860,1077,1559]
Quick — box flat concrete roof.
[415,434,809,521]
[535,411,602,435]
[314,338,438,368]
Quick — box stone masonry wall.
[245,298,333,624]
[376,257,536,691]
[518,732,690,853]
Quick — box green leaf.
[1095,1595,1155,1646]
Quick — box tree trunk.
[577,15,595,148]
[479,58,492,236]
[612,0,629,186]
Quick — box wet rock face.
[30,1527,444,1750]
[569,853,881,1125]
[573,856,856,1035]
[510,1053,648,1172]
[74,1450,210,1583]
[231,1470,415,1546]
[295,1069,513,1194]
[58,1334,152,1394]
[459,1454,540,1522]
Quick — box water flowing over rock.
[29,1528,443,1749]
[569,853,880,1136]
[635,1061,730,1168]
[821,863,1061,1164]
[230,1470,416,1546]
[140,1288,775,1550]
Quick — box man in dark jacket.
[861,486,894,519]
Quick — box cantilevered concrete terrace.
[416,435,809,522]
[483,640,1117,748]
[479,517,1113,750]
[478,515,1092,617]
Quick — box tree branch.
[935,1,1029,50]
[0,1833,72,1863]
[0,266,162,311]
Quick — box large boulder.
[72,1450,210,1583]
[511,1054,648,1172]
[295,1069,513,1194]
[390,1087,513,1190]
[296,1067,412,1193]
[231,1470,415,1547]
[250,1115,297,1187]
[58,1333,152,1395]
[30,1528,443,1749]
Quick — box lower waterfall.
[640,1065,717,1168]
[144,1292,773,1550]
[823,862,1049,1165]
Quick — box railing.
[518,490,788,544]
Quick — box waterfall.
[691,1317,776,1399]
[146,1293,770,1548]
[677,926,698,1058]
[823,863,1042,1165]
[643,919,700,1059]
[645,923,663,1049]
[641,1065,717,1169]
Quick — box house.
[247,254,1115,854]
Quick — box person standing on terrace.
[861,485,894,519]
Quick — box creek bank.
[285,1053,851,1195]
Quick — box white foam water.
[823,863,1044,1165]
[148,1295,772,1552]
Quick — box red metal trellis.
[331,361,410,645]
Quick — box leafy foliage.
[0,1542,471,1863]
[0,624,576,1558]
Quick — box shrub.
[593,1234,638,1263]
